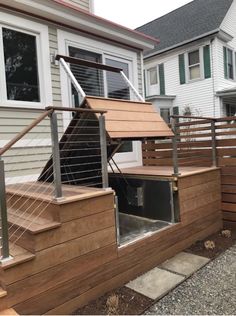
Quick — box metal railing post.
[211,120,217,167]
[49,112,63,199]
[0,158,10,262]
[171,118,180,176]
[99,114,109,188]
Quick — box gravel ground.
[146,243,236,315]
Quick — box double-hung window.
[146,64,165,96]
[0,12,52,108]
[179,45,211,84]
[188,49,201,80]
[224,47,234,80]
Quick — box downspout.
[210,38,216,117]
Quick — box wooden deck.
[113,165,219,178]
[6,183,109,204]
[0,168,222,315]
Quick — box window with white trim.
[148,67,158,85]
[227,48,234,80]
[188,49,201,80]
[2,27,40,102]
[0,12,52,108]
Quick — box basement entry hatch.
[85,96,178,246]
[39,55,177,246]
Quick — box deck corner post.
[211,120,217,167]
[0,157,10,262]
[99,114,109,189]
[171,117,180,176]
[49,111,63,199]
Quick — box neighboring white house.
[137,0,236,121]
[0,0,158,181]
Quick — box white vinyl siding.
[214,38,236,91]
[49,27,62,106]
[144,40,216,117]
[61,0,91,12]
[0,108,60,182]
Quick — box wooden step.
[1,243,35,270]
[0,287,7,298]
[0,308,18,315]
[7,209,61,252]
[8,209,61,235]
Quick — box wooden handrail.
[45,106,107,114]
[55,54,122,73]
[0,109,53,156]
[171,115,216,121]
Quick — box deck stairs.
[0,55,173,314]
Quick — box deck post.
[50,112,63,199]
[171,118,180,176]
[0,158,10,262]
[211,120,217,167]
[99,114,109,188]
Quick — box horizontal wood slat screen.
[142,116,236,224]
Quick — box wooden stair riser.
[8,208,114,253]
[3,226,116,286]
[6,194,60,222]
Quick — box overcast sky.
[94,0,192,29]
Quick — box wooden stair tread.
[1,243,35,270]
[0,308,18,315]
[8,210,61,234]
[0,287,7,298]
[6,182,111,204]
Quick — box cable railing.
[0,54,143,262]
[0,106,107,263]
[56,54,144,106]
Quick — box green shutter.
[173,106,179,116]
[223,46,228,78]
[179,54,186,84]
[159,63,165,95]
[203,45,211,78]
[173,106,180,123]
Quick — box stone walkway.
[146,243,236,315]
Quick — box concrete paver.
[126,267,185,300]
[146,244,236,315]
[160,251,210,276]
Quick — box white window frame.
[0,12,52,109]
[187,48,203,82]
[225,46,235,81]
[58,30,142,168]
[146,66,159,96]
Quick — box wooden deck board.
[86,97,173,139]
[6,182,112,204]
[111,166,219,178]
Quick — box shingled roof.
[136,0,233,57]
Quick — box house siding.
[145,40,216,117]
[137,51,144,95]
[0,11,144,180]
[61,0,91,12]
[49,26,62,107]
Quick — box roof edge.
[53,0,160,46]
[144,29,220,59]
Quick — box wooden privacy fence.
[142,115,236,225]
